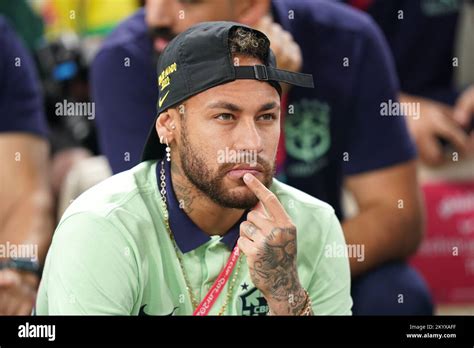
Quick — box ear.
[155,111,177,144]
[234,0,270,27]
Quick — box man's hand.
[401,93,471,166]
[51,147,92,198]
[0,269,39,315]
[254,15,302,94]
[238,173,309,315]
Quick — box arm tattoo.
[251,227,308,314]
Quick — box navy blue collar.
[156,161,246,253]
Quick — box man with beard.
[91,0,431,315]
[36,22,352,315]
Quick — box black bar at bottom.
[0,316,473,346]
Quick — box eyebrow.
[206,101,279,113]
[258,102,279,113]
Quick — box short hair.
[228,26,269,63]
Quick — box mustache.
[147,27,176,41]
[217,156,274,176]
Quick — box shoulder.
[0,15,10,35]
[55,161,160,252]
[62,161,156,218]
[273,0,380,38]
[0,15,16,37]
[272,179,349,295]
[271,178,340,244]
[92,9,151,67]
[98,9,148,52]
[271,178,335,215]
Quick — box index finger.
[243,173,288,219]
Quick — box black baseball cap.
[141,21,314,162]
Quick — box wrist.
[264,284,309,316]
[0,257,42,279]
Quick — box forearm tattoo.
[251,227,309,314]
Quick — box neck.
[169,161,244,236]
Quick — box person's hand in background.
[454,85,474,153]
[51,147,93,199]
[401,93,471,166]
[0,269,39,315]
[254,15,302,94]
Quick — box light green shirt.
[36,161,352,315]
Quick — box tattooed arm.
[254,226,312,315]
[238,174,313,315]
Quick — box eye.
[215,113,235,121]
[257,113,277,121]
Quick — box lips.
[154,38,169,52]
[226,165,263,180]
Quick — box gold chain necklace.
[159,161,242,315]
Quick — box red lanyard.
[348,0,374,11]
[193,245,240,316]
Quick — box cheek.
[265,125,281,156]
[186,127,223,165]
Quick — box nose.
[146,0,174,29]
[233,118,264,155]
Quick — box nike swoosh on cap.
[158,90,170,108]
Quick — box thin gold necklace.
[159,161,242,315]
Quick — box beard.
[179,125,274,210]
[148,26,176,67]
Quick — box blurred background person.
[0,0,140,218]
[31,0,139,212]
[345,0,474,314]
[0,15,53,315]
[346,0,474,165]
[0,0,139,315]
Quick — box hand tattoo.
[250,227,306,314]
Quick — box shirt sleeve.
[307,210,353,315]
[36,213,140,315]
[342,16,416,176]
[0,18,48,137]
[91,46,156,174]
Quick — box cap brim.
[142,65,315,163]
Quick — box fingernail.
[243,173,252,182]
